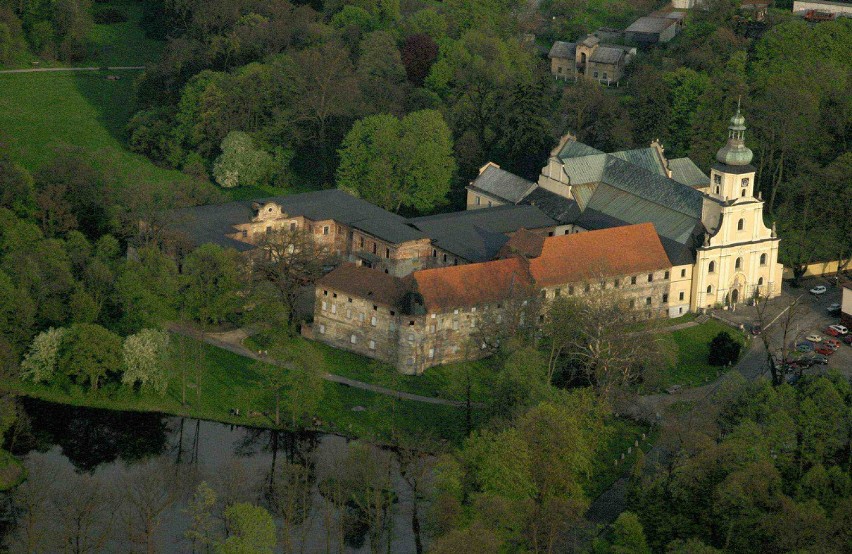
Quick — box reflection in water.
[1,398,428,552]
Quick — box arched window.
[758,277,764,286]
[735,257,743,270]
[737,219,744,231]
[707,285,713,294]
[708,261,715,273]
[760,253,767,266]
[741,190,746,197]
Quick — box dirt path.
[0,66,144,74]
[166,323,473,408]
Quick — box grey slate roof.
[469,165,537,204]
[549,41,576,59]
[162,189,426,250]
[626,16,677,34]
[521,188,581,224]
[589,46,625,65]
[409,205,557,262]
[669,157,710,187]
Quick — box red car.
[814,344,835,356]
[845,334,852,346]
[823,338,841,350]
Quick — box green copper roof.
[716,108,753,166]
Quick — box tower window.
[735,257,743,270]
[715,186,720,195]
[707,285,713,294]
[737,219,744,231]
[708,261,715,273]
[741,190,746,197]
[758,277,764,286]
[760,253,767,266]
[679,291,685,301]
[714,174,721,185]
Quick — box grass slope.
[0,334,480,447]
[84,0,164,67]
[660,319,747,389]
[0,71,200,191]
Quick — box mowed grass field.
[0,70,201,191]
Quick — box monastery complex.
[162,111,783,374]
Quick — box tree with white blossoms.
[122,329,171,395]
[20,328,66,383]
[212,131,274,188]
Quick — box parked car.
[827,303,841,314]
[828,324,848,335]
[814,344,835,356]
[844,334,852,345]
[797,342,813,352]
[800,355,829,366]
[806,334,823,343]
[810,285,827,295]
[823,338,841,350]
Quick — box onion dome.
[716,106,753,166]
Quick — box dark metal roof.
[558,141,605,160]
[522,187,581,223]
[469,165,537,204]
[711,162,756,175]
[610,147,667,176]
[409,205,557,262]
[161,201,258,252]
[669,157,710,187]
[625,16,676,34]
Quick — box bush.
[93,7,128,25]
[708,331,741,366]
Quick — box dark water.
[1,398,430,553]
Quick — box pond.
[0,398,431,553]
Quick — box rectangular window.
[266,226,272,234]
[369,340,375,350]
[360,237,364,248]
[331,304,336,314]
[681,269,686,278]
[321,301,327,311]
[370,316,377,326]
[593,71,599,78]
[630,300,636,309]
[496,314,503,323]
[568,286,574,295]
[408,334,414,342]
[603,72,608,80]
[664,271,670,280]
[346,309,351,319]
[372,243,377,254]
[290,222,296,231]
[452,320,459,330]
[714,174,721,184]
[428,348,434,359]
[350,335,357,344]
[323,226,329,235]
[432,249,437,257]
[646,297,652,305]
[631,276,637,285]
[241,230,248,238]
[385,248,390,258]
[600,280,606,289]
[555,289,561,297]
[614,279,620,288]
[443,254,447,262]
[373,305,378,311]
[584,284,590,293]
[323,290,328,296]
[648,273,653,282]
[662,293,668,303]
[679,291,685,301]
[476,196,481,205]
[319,324,325,334]
[359,313,365,322]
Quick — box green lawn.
[0,334,480,447]
[654,319,747,390]
[245,334,498,404]
[0,71,207,193]
[84,0,164,67]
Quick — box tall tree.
[59,323,124,392]
[219,503,276,554]
[336,110,455,212]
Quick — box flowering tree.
[122,329,171,395]
[20,327,66,383]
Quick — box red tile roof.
[316,263,409,307]
[497,228,546,259]
[529,223,671,287]
[412,257,534,311]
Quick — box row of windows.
[473,196,493,208]
[707,254,767,273]
[713,175,750,187]
[543,271,672,298]
[704,277,765,295]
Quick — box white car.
[805,334,823,343]
[810,285,827,295]
[827,303,841,313]
[828,325,848,335]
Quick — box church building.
[468,108,783,315]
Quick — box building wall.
[841,286,852,327]
[313,286,401,366]
[550,56,576,80]
[466,189,507,210]
[668,264,693,317]
[587,61,622,83]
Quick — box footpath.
[0,66,144,74]
[166,323,470,408]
